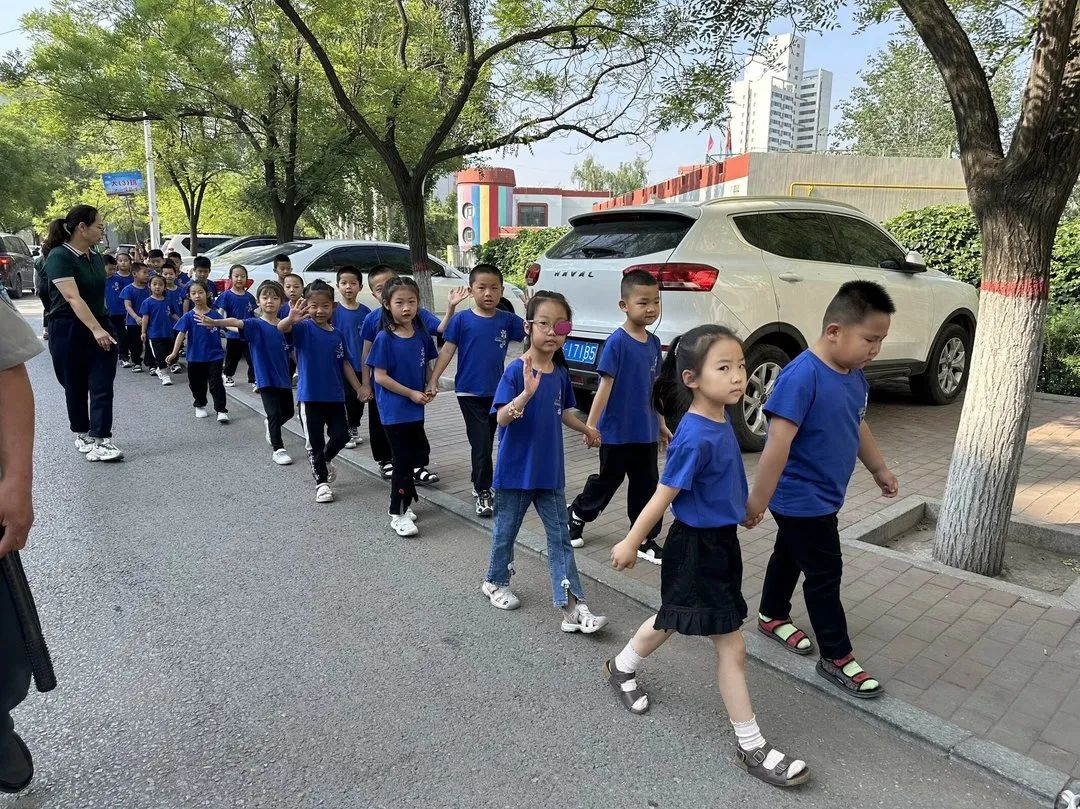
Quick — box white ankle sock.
[731,716,806,779]
[615,642,646,674]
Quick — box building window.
[517,203,548,227]
[462,227,475,243]
[461,202,474,219]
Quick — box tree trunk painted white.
[933,211,1052,576]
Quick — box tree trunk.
[270,198,304,243]
[932,205,1054,575]
[400,183,434,310]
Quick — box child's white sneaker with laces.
[561,603,608,634]
[390,512,418,537]
[216,412,230,424]
[159,373,172,386]
[315,483,334,503]
[272,448,292,465]
[194,407,208,419]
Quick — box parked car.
[207,239,527,317]
[0,234,35,299]
[531,197,979,452]
[161,233,236,258]
[179,235,278,270]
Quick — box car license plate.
[563,338,601,367]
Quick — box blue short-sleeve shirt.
[367,329,437,425]
[444,309,525,397]
[660,412,748,528]
[332,303,372,373]
[105,273,133,316]
[243,318,292,390]
[764,350,869,517]
[120,284,150,326]
[139,296,175,339]
[291,320,350,402]
[174,310,225,363]
[360,307,441,345]
[216,290,258,340]
[596,327,662,444]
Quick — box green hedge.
[1040,305,1080,397]
[473,227,569,288]
[884,204,1080,306]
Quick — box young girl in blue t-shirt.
[367,277,438,537]
[168,280,228,423]
[607,324,810,790]
[139,275,175,386]
[199,280,296,466]
[216,264,258,387]
[279,280,364,503]
[481,291,607,634]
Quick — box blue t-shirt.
[491,359,576,491]
[367,329,437,425]
[174,309,225,363]
[216,290,258,339]
[596,327,662,444]
[177,272,191,285]
[660,413,747,528]
[764,350,869,517]
[360,307,441,345]
[243,318,292,390]
[292,320,350,403]
[278,303,290,319]
[105,274,133,316]
[444,309,525,397]
[332,303,372,372]
[164,286,185,318]
[139,296,175,339]
[120,284,150,326]
[181,281,216,309]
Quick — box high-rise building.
[728,34,832,154]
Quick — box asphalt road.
[4,311,1040,809]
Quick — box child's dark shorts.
[654,521,747,637]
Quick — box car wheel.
[8,273,22,299]
[911,323,972,405]
[732,343,790,453]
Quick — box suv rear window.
[734,212,847,264]
[548,214,692,260]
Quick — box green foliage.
[1039,306,1080,396]
[425,194,459,254]
[885,204,1080,306]
[474,227,569,287]
[571,157,649,197]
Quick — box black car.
[0,234,34,299]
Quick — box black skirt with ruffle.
[653,521,747,636]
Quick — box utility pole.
[143,119,161,249]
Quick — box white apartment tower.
[728,34,833,154]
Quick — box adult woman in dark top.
[42,205,123,462]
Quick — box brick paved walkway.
[416,383,1080,777]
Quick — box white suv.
[532,197,979,451]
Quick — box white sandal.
[561,603,608,634]
[481,581,520,610]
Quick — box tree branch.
[896,0,1004,164]
[395,0,409,69]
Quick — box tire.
[8,273,22,299]
[732,343,791,453]
[910,323,972,405]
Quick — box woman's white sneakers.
[86,440,123,462]
[315,483,334,503]
[390,512,418,537]
[561,603,608,634]
[272,449,293,465]
[194,407,208,419]
[74,434,94,453]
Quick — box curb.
[225,385,1072,807]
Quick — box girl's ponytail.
[653,334,687,422]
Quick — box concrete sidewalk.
[228,379,1080,802]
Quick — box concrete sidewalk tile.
[950,707,996,735]
[863,613,911,642]
[923,636,972,666]
[915,680,971,717]
[969,637,1016,668]
[1042,711,1080,756]
[894,655,950,689]
[886,602,928,623]
[881,632,930,664]
[1026,619,1074,647]
[925,598,971,623]
[1004,600,1048,626]
[989,618,1034,645]
[942,657,993,688]
[963,599,1010,625]
[1027,741,1078,776]
[1011,688,1071,722]
[947,583,989,607]
[906,615,952,643]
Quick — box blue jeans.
[485,489,586,608]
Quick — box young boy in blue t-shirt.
[567,270,669,563]
[746,280,899,700]
[428,264,525,518]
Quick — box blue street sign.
[101,171,144,196]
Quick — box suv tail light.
[0,256,12,271]
[215,279,228,292]
[525,263,541,286]
[624,263,718,292]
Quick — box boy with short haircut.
[183,257,216,312]
[272,255,292,285]
[146,249,164,274]
[747,280,899,700]
[567,270,668,561]
[166,251,186,283]
[120,263,151,372]
[332,265,371,448]
[427,264,525,517]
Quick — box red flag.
[706,134,715,153]
[725,129,733,156]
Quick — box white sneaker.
[217,412,230,423]
[131,365,144,374]
[74,433,94,453]
[223,376,235,387]
[272,448,293,465]
[344,429,358,449]
[561,603,608,634]
[390,513,418,537]
[119,360,132,369]
[160,374,173,386]
[194,407,208,419]
[315,483,334,503]
[326,462,337,483]
[87,440,124,462]
[264,418,271,445]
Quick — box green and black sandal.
[758,614,814,655]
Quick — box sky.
[1,2,896,188]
